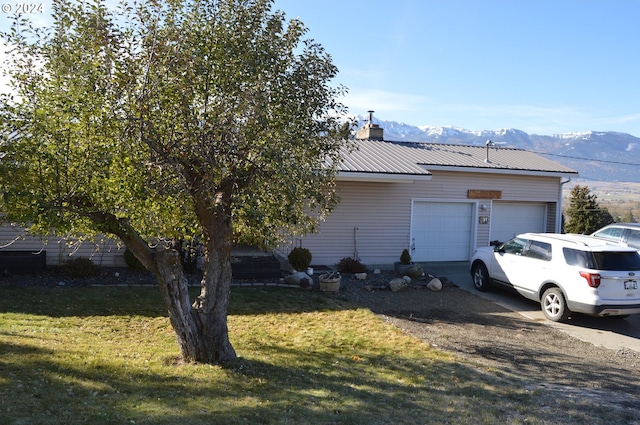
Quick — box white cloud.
[341,88,431,120]
[340,89,640,136]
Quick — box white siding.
[294,171,563,267]
[0,223,126,267]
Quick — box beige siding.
[0,224,126,267]
[294,171,564,267]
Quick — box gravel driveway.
[339,269,640,419]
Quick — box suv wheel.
[541,287,570,322]
[471,263,491,292]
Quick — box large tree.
[564,185,614,234]
[0,0,352,363]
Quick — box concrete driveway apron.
[424,261,640,353]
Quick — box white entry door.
[491,203,547,243]
[411,201,474,261]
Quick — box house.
[290,117,578,268]
[1,117,578,272]
[0,222,126,270]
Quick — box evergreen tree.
[564,185,614,234]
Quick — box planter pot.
[319,272,341,292]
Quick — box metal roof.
[338,139,578,177]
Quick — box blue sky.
[272,0,640,136]
[2,0,639,136]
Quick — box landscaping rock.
[285,271,312,286]
[389,277,408,292]
[427,277,442,292]
[405,265,423,278]
[284,275,298,285]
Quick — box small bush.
[60,257,99,278]
[169,239,203,273]
[336,257,367,273]
[288,247,312,271]
[400,249,412,265]
[124,249,147,272]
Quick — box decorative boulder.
[402,275,411,283]
[389,277,409,292]
[405,265,423,279]
[285,271,312,286]
[427,277,443,292]
[355,273,367,280]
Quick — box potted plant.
[288,247,312,273]
[394,248,413,274]
[319,271,341,292]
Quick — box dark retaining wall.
[0,251,46,275]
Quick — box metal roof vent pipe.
[356,110,384,141]
[485,140,495,163]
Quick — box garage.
[490,203,547,243]
[411,201,474,261]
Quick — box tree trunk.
[97,213,236,364]
[191,209,237,363]
[144,242,237,364]
[153,249,207,362]
[151,237,236,363]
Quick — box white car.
[470,233,640,322]
[591,223,640,251]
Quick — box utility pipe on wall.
[354,227,359,260]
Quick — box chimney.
[356,110,384,141]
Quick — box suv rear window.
[626,229,640,249]
[593,227,624,242]
[525,240,552,261]
[563,248,640,270]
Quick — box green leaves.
[1,0,351,248]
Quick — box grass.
[0,285,634,424]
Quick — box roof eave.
[336,171,432,183]
[421,164,579,178]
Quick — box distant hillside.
[357,116,640,183]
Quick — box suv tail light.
[579,271,601,288]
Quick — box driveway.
[424,261,640,353]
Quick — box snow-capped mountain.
[354,116,640,183]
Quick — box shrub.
[169,239,203,273]
[124,249,147,272]
[288,247,312,271]
[336,257,367,273]
[400,249,412,265]
[60,257,98,278]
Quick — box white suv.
[470,233,640,322]
[592,223,640,251]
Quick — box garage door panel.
[412,202,473,262]
[491,203,546,243]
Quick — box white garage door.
[491,203,547,243]
[411,201,474,261]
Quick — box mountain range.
[358,117,640,183]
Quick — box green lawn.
[0,285,624,424]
